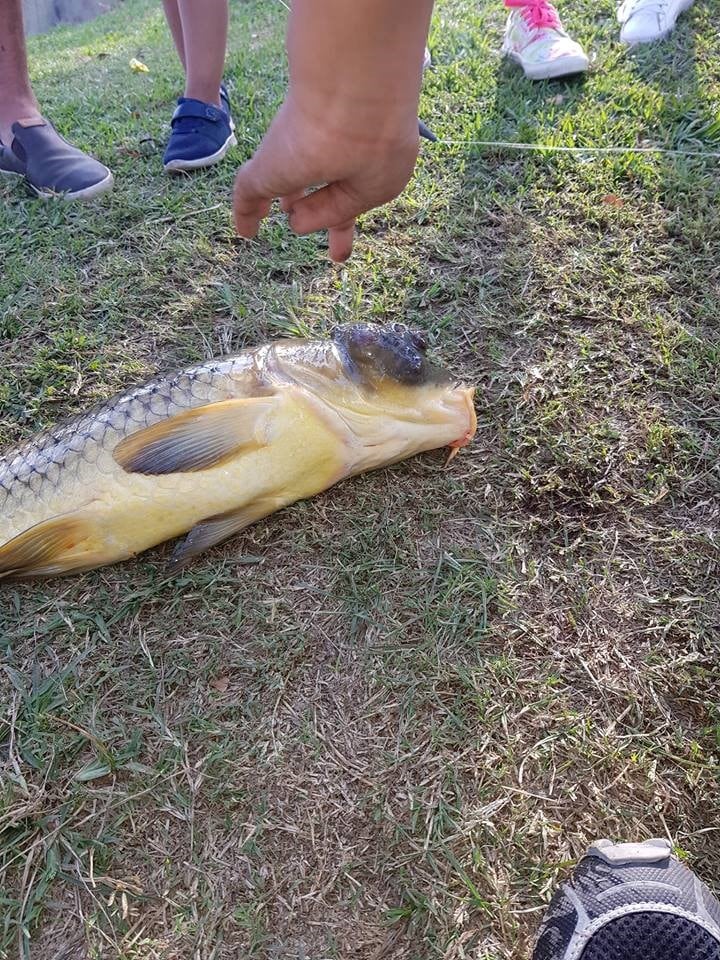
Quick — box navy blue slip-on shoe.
[163,95,236,172]
[6,118,113,200]
[0,140,25,179]
[533,838,720,960]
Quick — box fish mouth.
[449,387,477,451]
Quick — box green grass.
[1,0,720,956]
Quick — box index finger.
[232,160,273,238]
[328,220,356,262]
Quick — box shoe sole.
[163,131,237,173]
[618,0,694,43]
[0,166,25,180]
[504,48,590,80]
[2,164,114,200]
[31,169,114,201]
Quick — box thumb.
[287,182,361,236]
[233,158,273,238]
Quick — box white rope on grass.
[427,138,720,159]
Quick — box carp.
[0,323,476,579]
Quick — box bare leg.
[161,0,228,107]
[162,0,187,71]
[0,0,42,145]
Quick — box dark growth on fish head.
[332,323,451,389]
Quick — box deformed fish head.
[269,323,476,471]
[331,321,477,468]
[332,321,443,388]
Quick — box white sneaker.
[617,0,694,44]
[502,0,589,80]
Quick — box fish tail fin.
[0,513,109,580]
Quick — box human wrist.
[286,82,420,147]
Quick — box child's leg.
[161,0,235,170]
[162,0,187,71]
[163,0,228,107]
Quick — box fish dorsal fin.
[0,513,104,580]
[113,397,277,475]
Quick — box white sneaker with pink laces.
[617,0,695,44]
[502,0,589,80]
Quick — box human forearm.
[286,0,434,137]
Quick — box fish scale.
[0,354,260,514]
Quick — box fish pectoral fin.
[0,513,105,580]
[113,396,278,476]
[170,498,284,568]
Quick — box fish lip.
[449,387,477,450]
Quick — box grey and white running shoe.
[533,839,720,960]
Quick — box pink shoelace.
[504,0,561,30]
